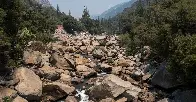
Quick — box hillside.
[92,0,137,19]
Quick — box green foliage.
[116,0,196,84]
[79,7,104,34]
[2,96,11,102]
[0,31,11,71]
[117,0,196,57]
[18,28,36,46]
[0,0,60,70]
[119,34,131,47]
[35,33,58,44]
[168,35,196,83]
[63,15,84,34]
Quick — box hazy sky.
[49,0,131,18]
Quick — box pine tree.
[80,6,92,31]
[57,4,60,16]
[69,10,71,16]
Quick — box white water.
[75,89,89,102]
[97,72,107,77]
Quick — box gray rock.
[151,62,183,89]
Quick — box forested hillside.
[104,0,196,84]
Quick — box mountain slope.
[93,0,137,19]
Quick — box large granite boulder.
[43,82,75,101]
[13,96,28,102]
[23,50,42,65]
[14,67,42,101]
[0,87,17,101]
[151,62,183,89]
[87,74,141,101]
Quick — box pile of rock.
[0,33,193,102]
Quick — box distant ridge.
[92,0,137,19]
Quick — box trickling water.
[97,72,107,77]
[76,89,89,102]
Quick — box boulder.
[76,65,96,77]
[27,41,47,53]
[41,52,51,66]
[14,67,42,100]
[80,46,87,53]
[142,74,151,81]
[60,74,72,84]
[50,53,74,70]
[75,41,83,46]
[158,98,172,102]
[92,48,105,59]
[64,46,76,53]
[39,65,60,81]
[86,46,94,53]
[71,77,84,84]
[96,36,106,40]
[86,62,96,68]
[64,54,76,69]
[43,82,75,101]
[13,96,28,102]
[75,57,89,65]
[65,96,78,102]
[117,59,130,67]
[112,66,122,75]
[106,40,117,46]
[116,97,127,102]
[100,63,112,72]
[121,88,141,101]
[87,74,141,100]
[23,50,42,65]
[82,39,90,46]
[99,98,115,102]
[91,41,100,46]
[151,62,183,89]
[0,87,17,101]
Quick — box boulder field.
[0,32,194,102]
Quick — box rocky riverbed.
[0,32,196,102]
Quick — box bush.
[119,34,131,47]
[0,31,11,71]
[168,35,196,83]
[35,33,57,44]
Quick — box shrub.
[35,33,58,44]
[168,35,196,83]
[0,31,11,71]
[119,34,131,47]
